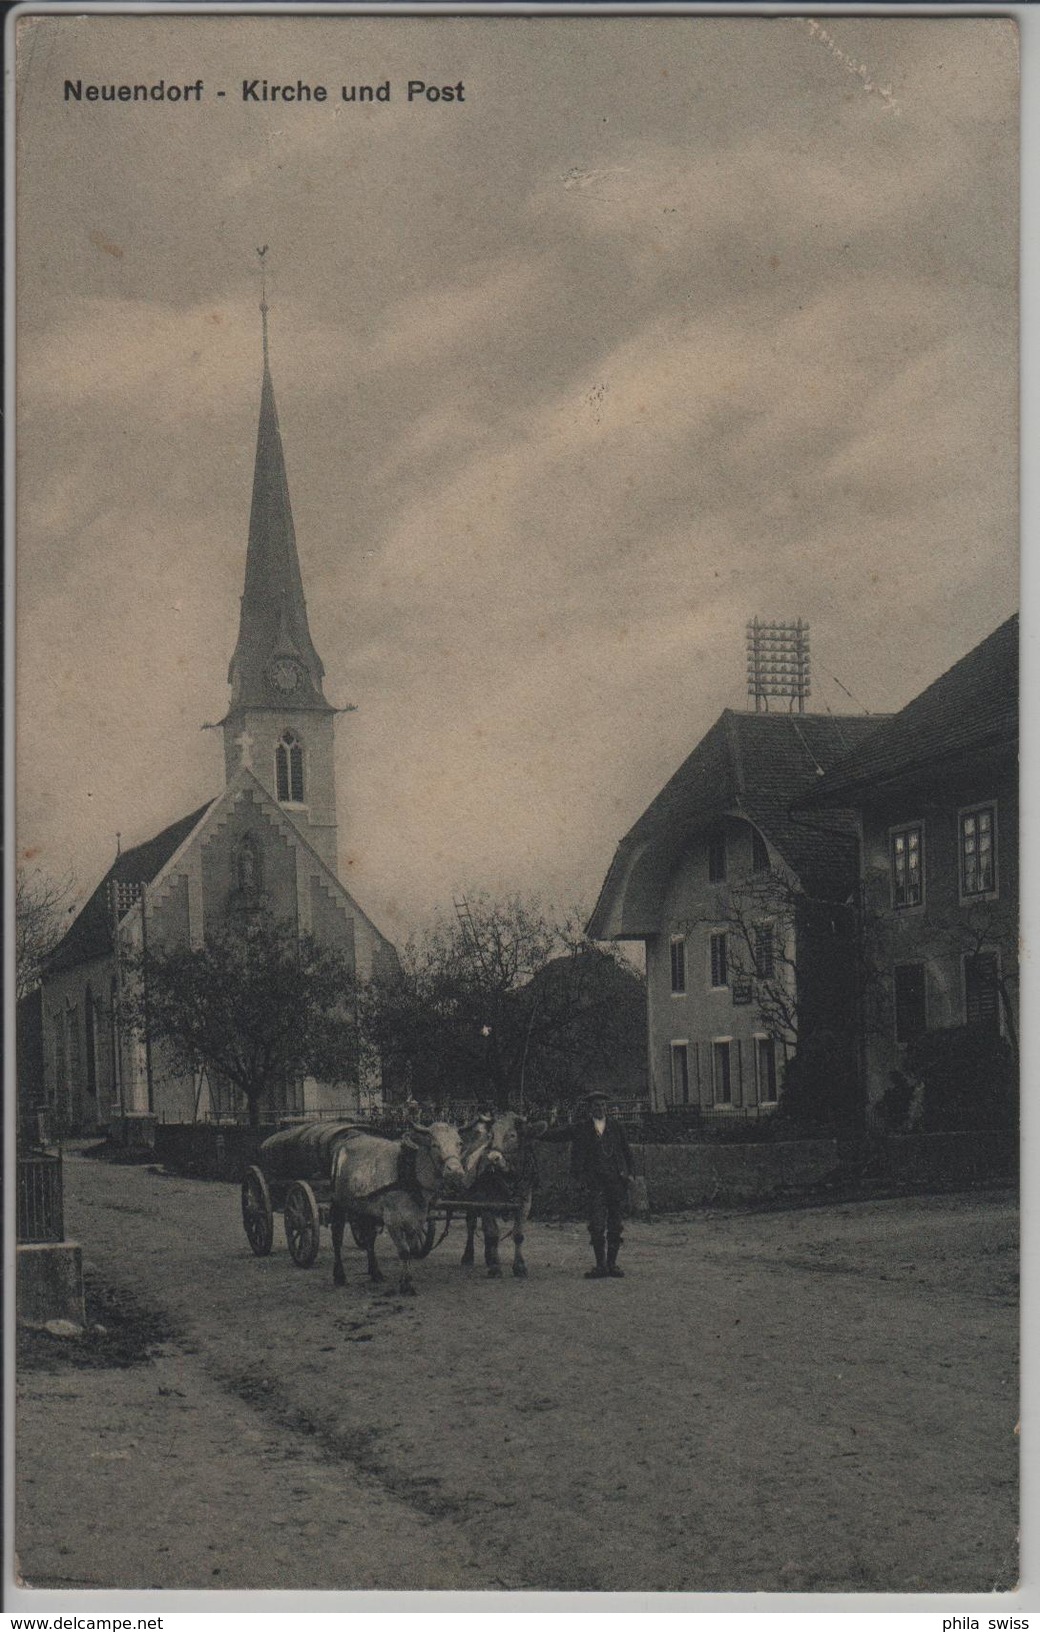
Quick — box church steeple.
[222,261,341,876]
[227,263,330,713]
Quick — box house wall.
[645,815,791,1114]
[859,759,1018,1107]
[40,954,123,1134]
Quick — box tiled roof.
[588,709,886,939]
[805,614,1018,805]
[44,802,213,977]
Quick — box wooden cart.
[240,1121,524,1270]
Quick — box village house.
[587,708,884,1115]
[38,305,397,1137]
[802,614,1018,1114]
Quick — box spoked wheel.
[241,1166,274,1257]
[412,1220,437,1260]
[284,1180,321,1268]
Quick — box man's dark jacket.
[544,1116,634,1188]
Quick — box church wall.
[150,875,191,950]
[198,788,301,937]
[224,709,338,874]
[308,876,357,959]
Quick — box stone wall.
[152,1124,1016,1209]
[532,1138,840,1214]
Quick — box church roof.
[44,802,213,976]
[803,613,1018,805]
[226,312,331,714]
[587,709,886,939]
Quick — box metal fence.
[17,1150,65,1244]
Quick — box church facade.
[39,305,397,1136]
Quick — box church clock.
[268,657,305,695]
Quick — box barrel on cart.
[240,1121,438,1268]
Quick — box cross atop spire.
[257,245,269,368]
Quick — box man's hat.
[584,1090,609,1107]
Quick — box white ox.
[459,1111,547,1278]
[329,1121,486,1295]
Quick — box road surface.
[16,1151,1018,1593]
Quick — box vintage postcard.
[9,7,1021,1609]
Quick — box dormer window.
[707,831,727,883]
[751,828,770,874]
[276,733,304,803]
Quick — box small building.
[803,614,1018,1114]
[588,709,883,1115]
[39,306,397,1135]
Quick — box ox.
[459,1111,547,1278]
[329,1121,486,1295]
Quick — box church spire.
[226,255,330,713]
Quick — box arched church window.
[85,984,98,1098]
[52,1014,67,1107]
[110,975,120,1102]
[276,732,305,803]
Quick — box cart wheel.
[284,1181,321,1268]
[412,1220,437,1260]
[241,1167,274,1258]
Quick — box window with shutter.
[707,831,727,883]
[670,936,686,994]
[713,1039,732,1105]
[670,1042,690,1106]
[756,1036,778,1103]
[893,963,927,1044]
[965,952,1001,1033]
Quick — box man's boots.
[606,1240,624,1278]
[585,1235,609,1279]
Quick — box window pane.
[290,743,304,802]
[276,745,289,802]
[892,825,923,908]
[755,925,774,980]
[670,938,686,994]
[961,807,996,896]
[711,933,728,988]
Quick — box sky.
[14,13,1019,946]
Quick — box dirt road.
[17,1152,1018,1593]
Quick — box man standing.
[544,1091,636,1278]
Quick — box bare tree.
[15,865,76,1000]
[362,893,644,1110]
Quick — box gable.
[588,709,886,939]
[44,801,213,976]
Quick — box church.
[39,299,398,1137]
